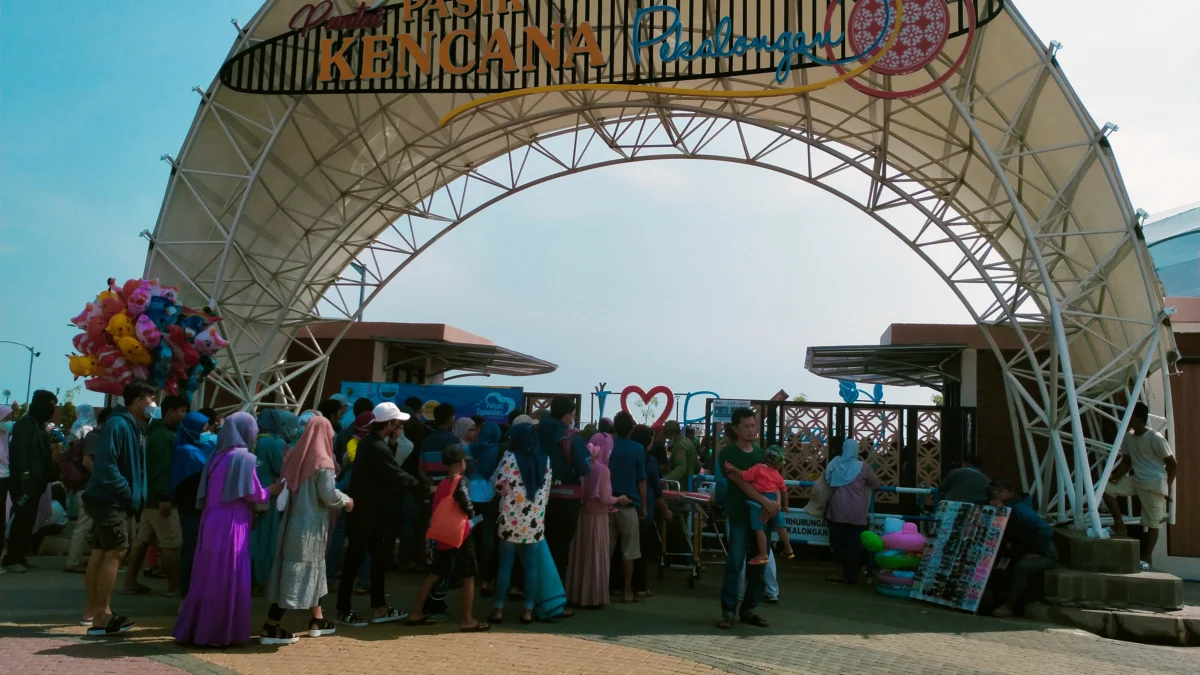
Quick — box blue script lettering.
[630,1,891,84]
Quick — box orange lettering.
[452,0,477,18]
[319,36,357,81]
[565,22,605,65]
[396,32,437,75]
[479,28,519,73]
[361,35,393,79]
[439,29,476,75]
[401,0,427,21]
[498,0,524,13]
[523,25,562,71]
[427,0,452,18]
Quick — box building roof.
[300,322,557,378]
[804,344,966,390]
[1146,205,1200,297]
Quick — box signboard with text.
[339,381,523,425]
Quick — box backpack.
[56,438,91,491]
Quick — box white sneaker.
[5,564,27,574]
[259,627,299,645]
[1138,560,1153,572]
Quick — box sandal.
[740,613,770,628]
[260,623,299,645]
[117,583,151,596]
[370,607,408,624]
[308,618,336,637]
[825,575,846,584]
[337,610,368,627]
[87,614,135,636]
[404,614,445,626]
[749,555,769,566]
[460,621,491,632]
[488,610,504,624]
[716,612,735,630]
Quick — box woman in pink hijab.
[258,415,354,645]
[564,432,630,607]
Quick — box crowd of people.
[0,384,1176,638]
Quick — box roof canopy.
[301,322,556,379]
[805,344,965,390]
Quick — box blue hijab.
[469,422,502,481]
[509,423,547,499]
[170,412,214,493]
[197,412,261,507]
[258,409,300,444]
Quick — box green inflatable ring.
[874,551,921,570]
[875,584,912,599]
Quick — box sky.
[2,1,1198,414]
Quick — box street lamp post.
[0,341,40,404]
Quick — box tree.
[633,394,662,425]
[931,394,944,406]
[792,393,808,403]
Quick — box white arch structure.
[145,0,1177,531]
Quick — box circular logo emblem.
[848,0,950,77]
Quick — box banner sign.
[220,0,1002,107]
[339,381,523,424]
[710,399,751,424]
[782,509,888,546]
[910,501,1010,613]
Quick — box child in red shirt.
[724,446,794,564]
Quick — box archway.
[144,0,1175,531]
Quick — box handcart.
[660,479,724,589]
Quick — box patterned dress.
[494,452,551,544]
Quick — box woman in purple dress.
[173,412,281,646]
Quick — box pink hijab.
[0,404,12,471]
[282,415,337,493]
[583,432,614,501]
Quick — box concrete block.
[1026,603,1116,638]
[1043,569,1183,610]
[1053,527,1139,574]
[1115,613,1187,646]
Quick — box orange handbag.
[426,475,469,548]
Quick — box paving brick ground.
[2,556,1196,674]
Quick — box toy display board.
[909,501,1010,613]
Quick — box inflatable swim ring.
[881,531,927,553]
[874,551,921,570]
[875,585,911,599]
[860,530,884,553]
[876,572,914,587]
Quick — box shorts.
[1105,477,1168,528]
[609,505,642,560]
[84,499,130,552]
[429,536,478,579]
[135,507,183,548]
[748,493,785,531]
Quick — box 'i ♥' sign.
[620,385,675,428]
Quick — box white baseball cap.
[372,402,410,423]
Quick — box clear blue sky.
[2,1,1197,411]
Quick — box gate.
[706,399,976,508]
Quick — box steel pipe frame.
[144,1,1175,528]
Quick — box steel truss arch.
[145,0,1175,530]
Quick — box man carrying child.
[724,446,794,565]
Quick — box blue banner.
[337,382,524,425]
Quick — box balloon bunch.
[67,278,228,397]
[862,517,928,599]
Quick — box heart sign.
[620,385,675,428]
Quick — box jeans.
[739,549,778,600]
[471,498,499,583]
[3,486,38,566]
[721,518,764,616]
[325,512,369,588]
[1007,549,1057,606]
[178,512,201,595]
[828,520,866,584]
[337,525,389,612]
[544,498,580,578]
[493,540,539,611]
[396,492,423,566]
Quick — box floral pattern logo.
[848,0,950,77]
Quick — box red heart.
[619,386,675,428]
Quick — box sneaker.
[1138,560,1153,572]
[337,611,369,627]
[369,608,408,624]
[5,564,27,574]
[259,624,299,646]
[308,618,337,637]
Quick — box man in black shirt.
[338,403,425,626]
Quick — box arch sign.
[220,0,992,124]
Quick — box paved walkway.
[1,556,1195,674]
